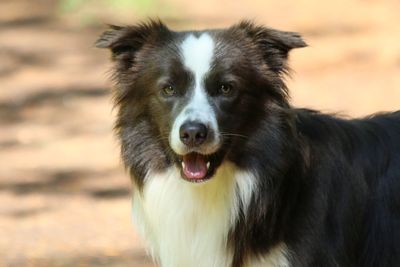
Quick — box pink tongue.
[182,153,208,180]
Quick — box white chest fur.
[131,163,288,267]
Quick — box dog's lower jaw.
[131,163,262,267]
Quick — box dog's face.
[97,20,306,184]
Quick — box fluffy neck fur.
[131,163,260,267]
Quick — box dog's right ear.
[95,20,169,61]
[232,20,307,75]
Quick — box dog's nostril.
[179,122,208,146]
[196,132,206,140]
[181,132,190,140]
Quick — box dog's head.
[96,20,306,184]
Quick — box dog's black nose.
[179,122,208,146]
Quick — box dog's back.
[294,110,400,267]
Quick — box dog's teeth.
[182,161,185,169]
[206,162,210,169]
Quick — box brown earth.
[0,0,399,266]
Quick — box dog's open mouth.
[179,152,217,183]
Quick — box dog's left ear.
[233,21,307,74]
[95,20,170,66]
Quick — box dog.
[96,20,400,267]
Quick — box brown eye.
[220,84,233,95]
[162,85,176,96]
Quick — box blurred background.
[0,0,399,266]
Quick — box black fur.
[97,20,400,267]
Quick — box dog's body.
[97,20,400,267]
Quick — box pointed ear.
[95,20,170,62]
[233,20,307,74]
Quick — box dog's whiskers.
[220,132,249,140]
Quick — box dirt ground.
[0,0,399,266]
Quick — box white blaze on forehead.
[181,33,215,82]
[169,33,220,155]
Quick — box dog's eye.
[162,85,176,96]
[219,84,233,95]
